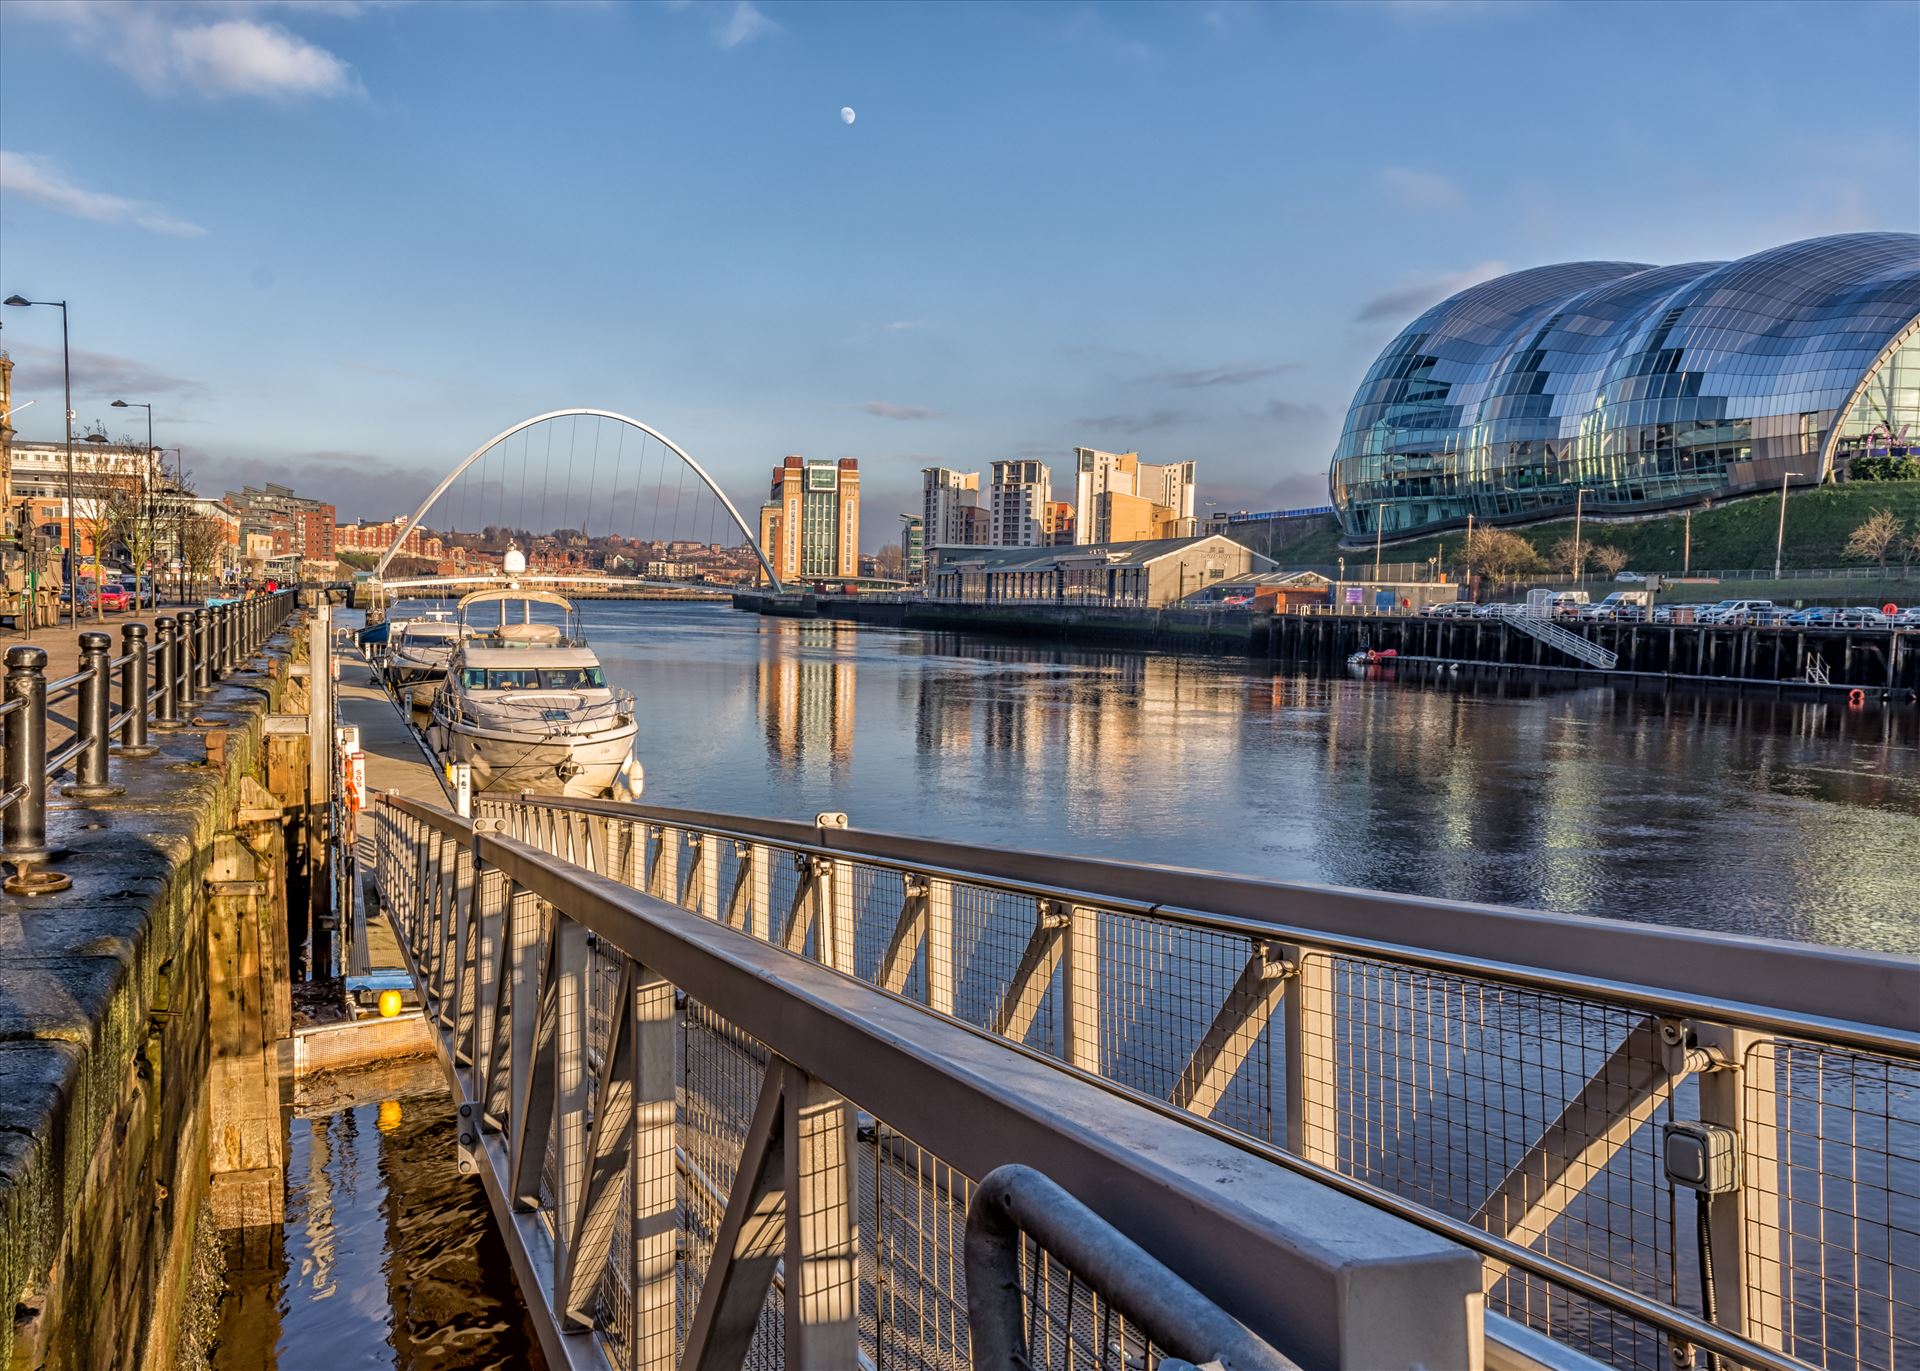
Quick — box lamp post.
[1773,470,1803,580]
[1572,487,1587,584]
[2,296,76,626]
[111,400,154,608]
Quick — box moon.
[840,106,856,126]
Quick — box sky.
[2,0,1916,547]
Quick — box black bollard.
[193,607,213,696]
[66,631,124,798]
[154,617,181,730]
[2,647,54,864]
[119,622,157,757]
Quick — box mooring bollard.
[66,631,124,798]
[153,617,181,730]
[175,609,197,709]
[120,622,157,757]
[2,647,54,865]
[193,607,213,696]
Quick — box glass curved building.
[1329,232,1920,540]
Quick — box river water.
[215,601,1920,1368]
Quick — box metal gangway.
[1490,602,1620,669]
[365,786,1918,1371]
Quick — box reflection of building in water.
[757,625,856,769]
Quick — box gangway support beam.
[1174,942,1294,1117]
[1472,1015,1681,1263]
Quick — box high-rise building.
[758,456,860,583]
[989,459,1052,546]
[1072,448,1196,544]
[899,514,925,580]
[1043,501,1075,546]
[224,482,337,563]
[921,467,984,548]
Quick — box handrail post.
[153,617,182,731]
[214,602,231,676]
[2,647,55,864]
[66,631,124,798]
[193,607,213,696]
[175,609,197,708]
[119,622,157,757]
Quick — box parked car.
[1472,602,1511,619]
[1614,571,1646,583]
[1832,606,1893,629]
[1786,606,1839,627]
[1424,601,1476,617]
[96,582,131,612]
[1895,607,1920,627]
[1581,591,1652,622]
[1695,598,1780,626]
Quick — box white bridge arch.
[374,408,780,590]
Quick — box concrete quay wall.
[0,627,309,1370]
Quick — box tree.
[70,445,140,620]
[874,543,905,578]
[180,510,229,589]
[1548,536,1586,578]
[1591,545,1630,579]
[1460,528,1543,587]
[1898,531,1920,580]
[1844,509,1903,573]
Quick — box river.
[214,601,1920,1368]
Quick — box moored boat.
[426,586,638,797]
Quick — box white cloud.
[1355,261,1508,323]
[1378,166,1465,212]
[715,1,777,48]
[0,151,208,237]
[862,401,945,421]
[13,2,357,100]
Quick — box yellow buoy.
[377,1099,402,1133]
[378,989,403,1018]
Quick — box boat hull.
[434,717,638,798]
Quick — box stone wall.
[0,624,302,1370]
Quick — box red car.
[96,582,131,612]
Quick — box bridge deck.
[337,645,441,975]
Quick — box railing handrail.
[381,789,1831,1371]
[479,792,1920,1057]
[428,806,1486,1370]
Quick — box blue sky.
[2,0,1915,545]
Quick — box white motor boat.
[427,587,638,797]
[387,612,467,691]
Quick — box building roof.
[932,534,1274,573]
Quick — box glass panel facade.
[1330,233,1920,539]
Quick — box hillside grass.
[1280,481,1920,575]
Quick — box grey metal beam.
[537,796,1917,1049]
[476,825,1483,1371]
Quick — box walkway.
[334,641,441,976]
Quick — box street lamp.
[1773,470,1803,580]
[3,295,77,626]
[112,400,154,607]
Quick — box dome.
[1329,233,1920,540]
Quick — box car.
[1832,606,1893,629]
[1473,602,1511,619]
[1786,606,1839,626]
[1424,601,1476,617]
[96,583,131,612]
[1695,598,1779,626]
[1614,571,1646,583]
[1895,608,1920,627]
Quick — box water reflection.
[585,604,1919,953]
[212,1059,546,1371]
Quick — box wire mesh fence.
[473,797,1919,1371]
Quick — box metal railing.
[0,589,300,889]
[1483,603,1621,669]
[471,793,1920,1371]
[369,793,1483,1371]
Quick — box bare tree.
[1844,509,1903,574]
[70,446,140,620]
[180,510,229,591]
[1548,536,1586,578]
[1590,545,1630,578]
[1460,528,1544,588]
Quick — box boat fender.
[1847,688,1865,708]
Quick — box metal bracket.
[1659,1017,1736,1077]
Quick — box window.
[541,667,605,689]
[489,668,540,690]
